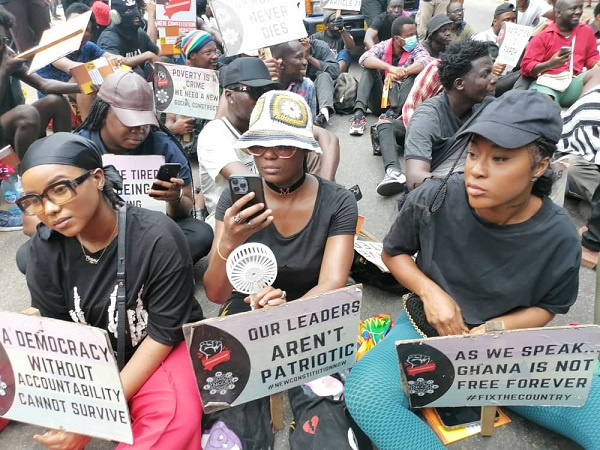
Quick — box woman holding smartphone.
[344,91,598,449]
[18,133,204,449]
[204,89,358,315]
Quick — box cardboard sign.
[209,0,307,56]
[0,145,19,169]
[397,325,600,408]
[26,11,92,74]
[354,240,389,273]
[156,0,197,32]
[184,286,362,412]
[321,0,362,12]
[159,26,181,56]
[496,22,533,68]
[70,57,129,94]
[101,154,166,213]
[0,312,132,443]
[153,63,219,119]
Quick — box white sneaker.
[376,168,406,196]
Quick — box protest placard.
[0,312,132,443]
[70,57,129,94]
[24,11,92,74]
[156,1,196,55]
[153,63,220,119]
[496,22,533,68]
[321,0,362,12]
[184,285,362,412]
[396,325,600,408]
[209,0,307,56]
[354,240,389,273]
[101,154,166,213]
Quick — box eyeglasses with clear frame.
[16,171,92,216]
[245,146,298,158]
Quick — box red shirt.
[521,22,600,77]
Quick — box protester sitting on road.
[416,0,450,41]
[517,0,554,27]
[345,90,594,450]
[473,2,517,44]
[589,2,600,43]
[520,0,600,107]
[299,37,340,128]
[404,40,496,191]
[310,11,356,74]
[349,16,432,136]
[197,57,341,225]
[97,0,160,78]
[75,71,213,263]
[446,1,475,42]
[19,132,204,449]
[0,7,80,160]
[365,0,412,50]
[195,0,223,50]
[421,14,452,58]
[361,0,388,27]
[36,2,116,123]
[164,30,218,159]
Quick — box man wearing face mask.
[97,0,160,78]
[349,16,432,136]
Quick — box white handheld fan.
[226,243,278,296]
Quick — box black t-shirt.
[311,30,344,53]
[27,206,204,363]
[383,174,580,325]
[97,25,158,58]
[216,177,357,308]
[370,12,394,42]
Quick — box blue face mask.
[402,35,418,52]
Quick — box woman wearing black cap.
[18,133,204,449]
[344,90,596,449]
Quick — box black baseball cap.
[494,2,516,18]
[222,57,280,88]
[459,90,562,148]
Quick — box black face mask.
[119,7,141,29]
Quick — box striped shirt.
[557,86,600,163]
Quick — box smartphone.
[559,46,572,56]
[229,174,267,220]
[434,406,499,430]
[151,163,181,191]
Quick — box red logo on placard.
[164,0,191,19]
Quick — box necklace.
[79,214,119,265]
[265,173,306,195]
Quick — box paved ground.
[0,0,598,448]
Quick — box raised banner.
[209,0,307,56]
[321,0,362,12]
[496,22,533,68]
[0,312,132,443]
[156,0,196,32]
[153,63,220,119]
[184,286,362,412]
[101,154,166,212]
[396,325,600,408]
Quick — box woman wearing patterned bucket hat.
[204,90,358,313]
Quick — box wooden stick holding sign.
[480,320,505,436]
[16,29,83,60]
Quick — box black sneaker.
[376,168,406,197]
[314,112,328,128]
[370,125,381,156]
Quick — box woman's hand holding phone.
[149,177,184,203]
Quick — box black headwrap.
[20,133,124,195]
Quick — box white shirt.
[473,27,499,43]
[197,117,256,227]
[517,0,552,27]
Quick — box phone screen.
[435,407,499,429]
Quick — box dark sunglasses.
[228,85,274,100]
[16,171,92,216]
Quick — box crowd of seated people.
[2,0,600,449]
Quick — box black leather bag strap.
[116,205,127,370]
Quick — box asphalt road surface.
[0,0,596,448]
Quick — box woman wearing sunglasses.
[18,133,204,449]
[204,89,358,315]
